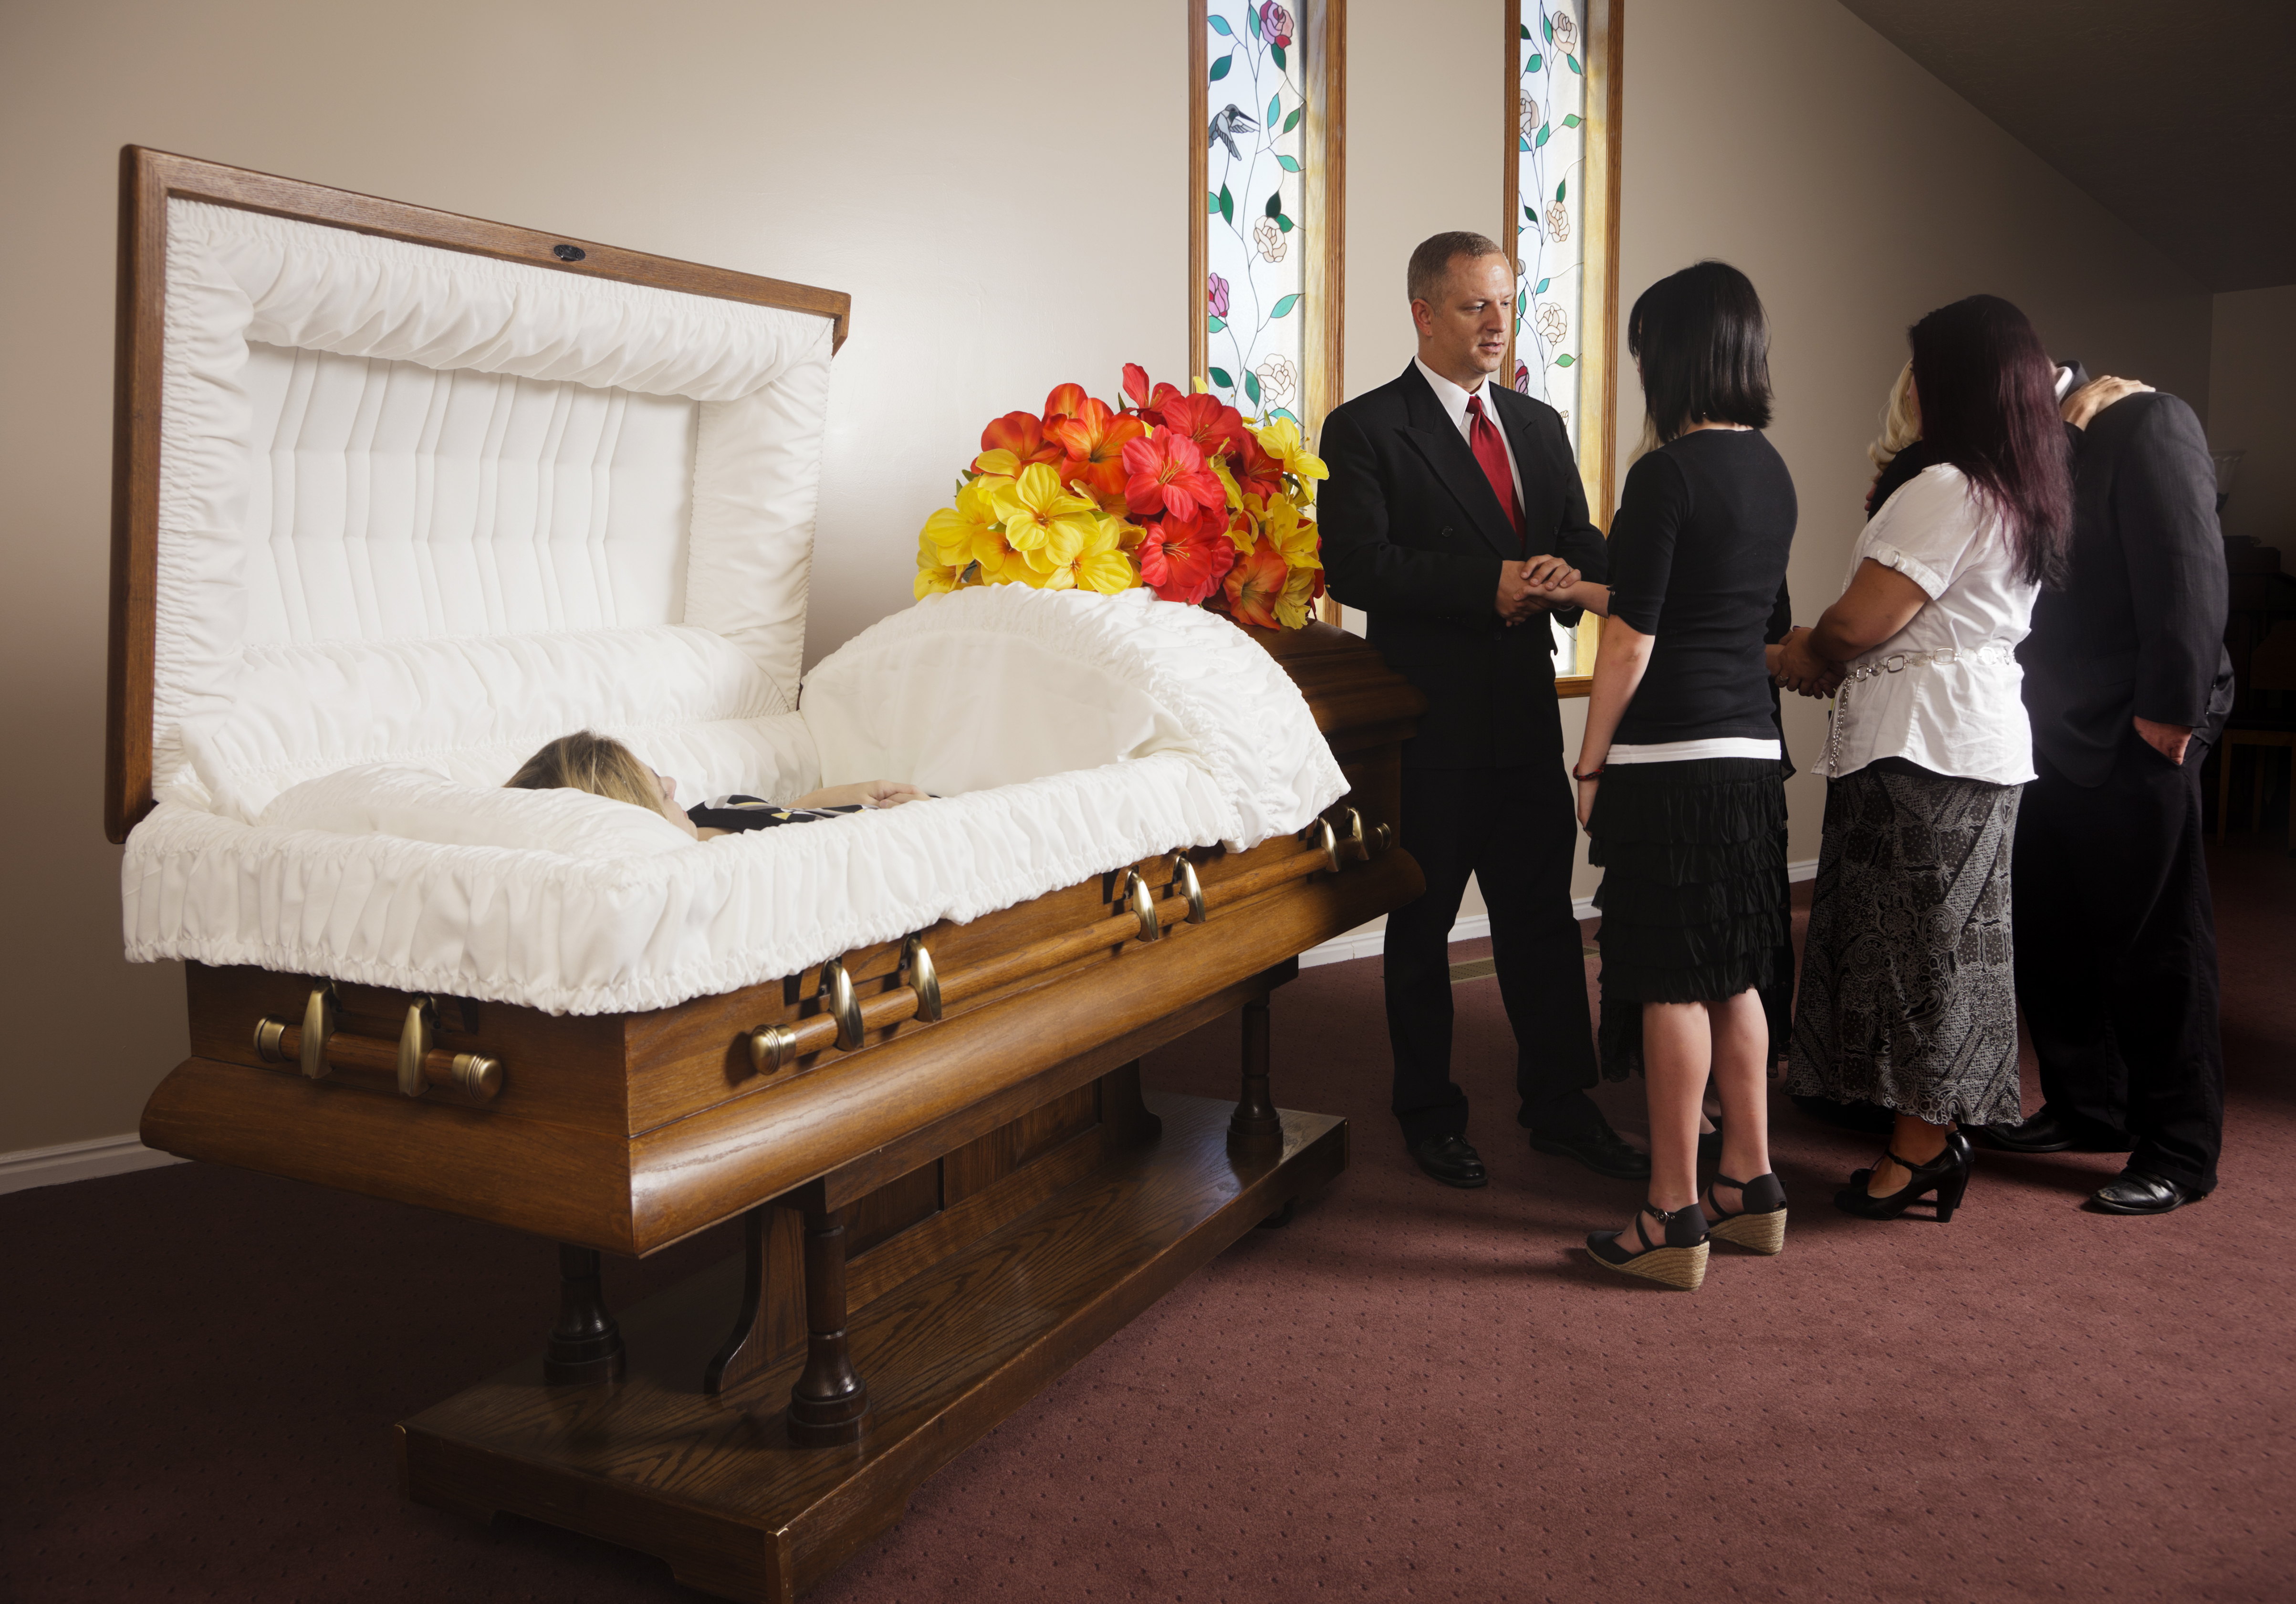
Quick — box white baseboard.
[1299,858,1817,969]
[0,1132,184,1196]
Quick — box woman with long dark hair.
[1776,294,2074,1221]
[1549,261,1798,1290]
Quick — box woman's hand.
[1772,626,1843,698]
[791,780,929,810]
[1575,774,1599,828]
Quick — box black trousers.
[2013,734,2224,1192]
[1383,764,1602,1144]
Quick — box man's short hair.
[1407,232,1507,306]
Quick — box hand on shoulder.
[2062,375,2153,430]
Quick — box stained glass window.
[1512,4,1587,451]
[1200,1,1307,424]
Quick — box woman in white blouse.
[1774,295,2073,1222]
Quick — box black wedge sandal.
[1701,1171,1788,1254]
[1835,1138,1972,1222]
[1586,1201,1710,1290]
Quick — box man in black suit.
[1317,231,1645,1188]
[1993,363,2234,1215]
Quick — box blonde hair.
[505,732,677,821]
[1868,360,1922,472]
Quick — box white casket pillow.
[258,764,696,859]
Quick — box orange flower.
[974,411,1064,481]
[1231,429,1286,503]
[1221,537,1292,629]
[1042,382,1090,423]
[1049,398,1150,507]
[1121,427,1228,521]
[1121,362,1187,425]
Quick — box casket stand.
[110,149,1425,1603]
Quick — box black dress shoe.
[1528,1122,1652,1180]
[1409,1134,1488,1189]
[1980,1109,2133,1154]
[2088,1170,2204,1215]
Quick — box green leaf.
[1567,55,1582,73]
[1208,190,1221,213]
[1271,41,1286,71]
[1244,368,1262,405]
[1273,408,1300,424]
[1208,14,1232,36]
[1271,294,1300,318]
[1517,287,1528,315]
[1210,52,1232,82]
[1247,4,1261,40]
[1519,136,1531,153]
[1535,277,1550,292]
[1556,178,1567,202]
[1525,52,1542,73]
[1525,203,1536,220]
[1562,113,1582,127]
[1277,212,1294,232]
[1269,93,1280,126]
[1535,123,1551,148]
[1514,315,1523,336]
[1208,315,1227,334]
[1544,13,1553,42]
[1283,106,1302,133]
[1209,366,1234,388]
[1277,154,1300,172]
[1265,189,1283,219]
[1219,184,1234,224]
[1520,21,1531,37]
[1555,353,1576,367]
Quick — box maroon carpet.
[6,841,2290,1603]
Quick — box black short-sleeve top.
[1604,430,1798,746]
[687,796,863,832]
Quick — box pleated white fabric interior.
[124,201,1346,1014]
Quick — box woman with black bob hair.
[1775,294,2073,1223]
[1544,260,1799,1290]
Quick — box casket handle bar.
[742,819,1386,1075]
[253,986,502,1102]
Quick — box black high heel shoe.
[1587,1202,1711,1290]
[1702,1172,1788,1254]
[1848,1129,1970,1191]
[1836,1136,1972,1221]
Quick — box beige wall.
[0,0,2221,1158]
[2208,284,2296,556]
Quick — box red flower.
[1049,398,1150,504]
[1138,511,1239,605]
[1221,536,1291,629]
[1231,429,1286,503]
[980,410,1063,467]
[1120,363,1188,425]
[1121,427,1227,520]
[1042,382,1089,423]
[1260,2,1294,48]
[1158,392,1249,462]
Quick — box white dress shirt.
[1815,463,2041,786]
[1413,357,1525,512]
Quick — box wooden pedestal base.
[396,1091,1345,1603]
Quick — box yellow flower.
[1275,564,1321,629]
[1209,455,1245,516]
[914,530,968,598]
[1265,502,1322,571]
[922,480,998,566]
[991,462,1100,568]
[1253,415,1328,483]
[1037,515,1139,595]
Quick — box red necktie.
[1464,393,1524,543]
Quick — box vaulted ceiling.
[1836,0,2296,292]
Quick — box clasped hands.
[1495,554,1580,626]
[1768,626,1843,698]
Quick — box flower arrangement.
[915,363,1329,630]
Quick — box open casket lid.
[105,147,851,841]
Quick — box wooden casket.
[107,148,1424,1603]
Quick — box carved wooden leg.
[786,1206,870,1447]
[542,1243,626,1386]
[704,1205,806,1396]
[1228,995,1284,1158]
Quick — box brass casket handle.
[1122,869,1162,943]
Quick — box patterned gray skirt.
[1785,758,2024,1128]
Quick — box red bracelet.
[1572,765,1604,782]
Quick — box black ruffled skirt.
[1588,756,1788,1078]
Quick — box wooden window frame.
[1503,0,1623,698]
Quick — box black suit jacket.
[1319,363,1607,767]
[2019,388,2234,786]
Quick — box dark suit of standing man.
[1318,231,1646,1188]
[1995,365,2235,1214]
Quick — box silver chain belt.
[1822,644,2017,770]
